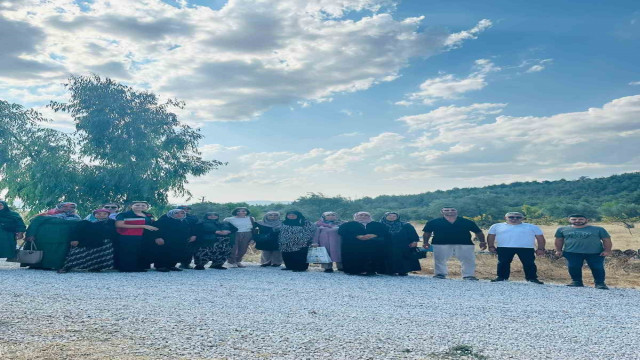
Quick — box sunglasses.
[507,216,523,219]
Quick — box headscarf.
[316,211,343,227]
[379,212,404,234]
[167,209,186,220]
[283,210,306,227]
[90,209,111,223]
[202,212,221,224]
[258,211,282,229]
[0,200,22,221]
[46,202,81,220]
[353,211,372,225]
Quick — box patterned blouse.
[278,221,316,252]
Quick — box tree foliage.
[1,75,222,214]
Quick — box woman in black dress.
[58,209,116,273]
[338,212,389,276]
[193,212,237,270]
[379,212,421,276]
[278,211,316,272]
[150,209,194,272]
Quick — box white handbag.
[306,246,332,263]
[13,241,44,265]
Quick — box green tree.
[49,75,224,207]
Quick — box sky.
[1,0,639,203]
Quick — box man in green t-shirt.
[554,214,612,289]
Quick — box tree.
[0,100,82,213]
[49,75,224,207]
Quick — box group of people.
[0,200,614,289]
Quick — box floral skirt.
[194,238,231,267]
[62,239,114,271]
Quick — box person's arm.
[475,231,486,250]
[486,234,496,253]
[406,224,419,247]
[600,237,612,256]
[422,232,432,249]
[554,237,565,257]
[535,235,546,256]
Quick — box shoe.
[566,281,584,287]
[364,272,377,276]
[156,268,170,272]
[236,263,246,268]
[260,264,270,267]
[292,269,307,272]
[211,265,227,270]
[227,263,238,268]
[179,264,193,269]
[433,274,446,279]
[324,269,334,273]
[88,269,102,273]
[57,269,68,274]
[168,267,183,272]
[595,283,609,290]
[271,264,282,267]
[463,276,479,281]
[398,273,408,276]
[491,277,507,282]
[527,279,544,284]
[194,265,205,270]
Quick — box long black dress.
[338,221,389,275]
[384,223,421,275]
[149,215,193,270]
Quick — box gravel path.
[1,261,638,360]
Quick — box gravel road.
[1,261,638,360]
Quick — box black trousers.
[282,247,309,271]
[496,247,538,280]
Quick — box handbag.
[13,241,44,265]
[407,247,430,260]
[253,225,279,251]
[306,246,332,263]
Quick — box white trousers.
[432,244,476,278]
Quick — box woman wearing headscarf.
[115,201,158,272]
[312,212,343,272]
[24,202,82,270]
[380,212,421,276]
[149,209,194,272]
[278,210,316,272]
[256,211,283,267]
[338,212,389,276]
[0,201,26,260]
[58,209,116,273]
[193,212,238,270]
[85,203,120,221]
[223,207,255,268]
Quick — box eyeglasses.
[507,216,523,219]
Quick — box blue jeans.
[563,252,605,284]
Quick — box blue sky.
[0,0,638,202]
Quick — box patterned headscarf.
[167,209,186,220]
[258,211,282,229]
[379,212,404,234]
[353,212,372,225]
[47,202,81,220]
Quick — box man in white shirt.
[487,212,546,284]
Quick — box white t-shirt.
[488,223,543,248]
[223,216,253,232]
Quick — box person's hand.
[144,225,159,231]
[15,232,25,240]
[356,235,367,240]
[188,236,197,243]
[555,250,563,257]
[70,241,79,247]
[365,234,377,240]
[479,242,487,250]
[25,236,35,242]
[535,249,546,256]
[408,242,418,248]
[220,230,231,235]
[422,242,430,249]
[155,238,165,246]
[311,243,319,247]
[600,250,611,257]
[488,245,497,253]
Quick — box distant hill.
[189,172,640,225]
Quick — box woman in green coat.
[0,201,26,259]
[24,202,81,270]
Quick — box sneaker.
[211,265,227,270]
[168,267,183,272]
[271,264,282,267]
[595,283,609,290]
[227,263,238,268]
[194,265,205,270]
[491,277,507,282]
[463,276,479,281]
[527,279,544,284]
[433,274,446,279]
[179,264,193,269]
[566,281,584,287]
[236,263,246,268]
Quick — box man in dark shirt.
[422,207,486,280]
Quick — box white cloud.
[0,0,492,122]
[523,58,552,73]
[629,81,640,86]
[400,59,500,105]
